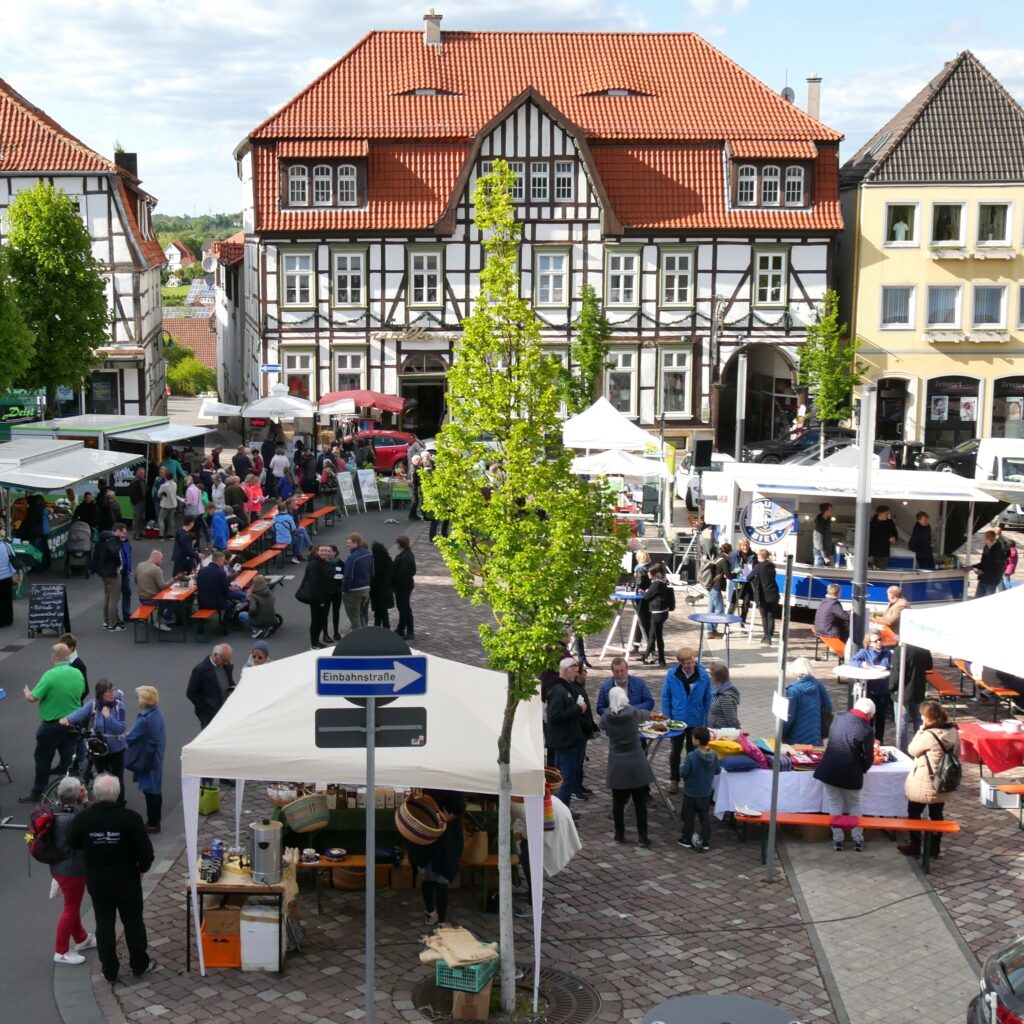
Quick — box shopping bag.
[198,784,221,816]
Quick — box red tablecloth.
[958,722,1024,774]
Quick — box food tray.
[435,958,498,993]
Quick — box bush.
[167,356,217,396]
[164,340,194,367]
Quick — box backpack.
[27,806,70,865]
[665,585,676,612]
[927,734,962,794]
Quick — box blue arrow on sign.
[316,655,427,697]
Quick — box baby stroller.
[65,520,93,578]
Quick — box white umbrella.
[198,398,242,418]
[318,398,357,417]
[571,448,669,479]
[241,383,316,419]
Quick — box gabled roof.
[163,315,216,369]
[165,240,197,264]
[210,231,245,266]
[841,51,1024,187]
[249,31,839,145]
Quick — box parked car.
[781,440,899,469]
[742,429,856,464]
[913,437,980,476]
[968,934,1024,1022]
[345,429,418,473]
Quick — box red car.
[346,430,418,473]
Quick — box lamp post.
[851,384,877,657]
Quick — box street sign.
[260,363,282,373]
[316,656,427,698]
[314,707,427,748]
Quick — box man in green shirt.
[20,643,85,803]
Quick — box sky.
[2,0,1023,215]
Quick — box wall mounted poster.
[930,396,949,421]
[960,397,977,422]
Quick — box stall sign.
[314,706,427,748]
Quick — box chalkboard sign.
[356,470,381,511]
[337,472,359,511]
[27,583,71,638]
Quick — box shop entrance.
[399,353,448,438]
[876,378,908,441]
[718,345,797,454]
[924,375,979,448]
[993,376,1024,439]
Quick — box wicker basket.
[544,766,563,790]
[282,791,330,833]
[395,794,445,846]
[461,825,489,866]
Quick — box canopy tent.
[318,398,357,418]
[319,389,405,415]
[901,584,1023,675]
[180,648,547,979]
[571,449,670,480]
[114,424,212,445]
[0,442,143,491]
[240,384,317,420]
[198,398,242,418]
[562,397,660,452]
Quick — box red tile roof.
[210,231,245,266]
[168,240,197,265]
[278,140,369,158]
[116,179,165,269]
[163,315,217,369]
[729,140,818,159]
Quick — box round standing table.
[688,612,743,666]
[833,664,889,710]
[600,590,648,662]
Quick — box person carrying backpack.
[45,776,95,965]
[640,563,674,666]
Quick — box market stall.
[180,648,546,979]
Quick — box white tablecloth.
[713,750,912,819]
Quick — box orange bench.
[813,631,846,663]
[129,604,155,643]
[926,669,960,718]
[304,505,336,531]
[734,810,960,873]
[191,607,220,640]
[241,549,278,571]
[996,784,1024,831]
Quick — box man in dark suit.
[749,548,781,646]
[813,583,850,642]
[196,552,245,629]
[186,644,235,729]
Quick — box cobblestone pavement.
[87,529,1024,1024]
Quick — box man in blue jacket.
[196,552,246,630]
[342,532,374,632]
[660,645,712,793]
[595,658,654,717]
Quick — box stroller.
[65,521,94,578]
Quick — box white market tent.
[901,584,1023,675]
[115,423,212,446]
[240,383,316,419]
[571,448,669,480]
[180,649,547,976]
[562,396,661,452]
[318,398,357,418]
[0,440,143,490]
[198,398,242,418]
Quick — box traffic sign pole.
[365,695,376,1024]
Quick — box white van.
[975,439,1024,526]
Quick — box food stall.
[699,461,1021,611]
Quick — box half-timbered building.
[0,78,166,415]
[229,15,843,448]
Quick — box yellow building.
[839,52,1024,450]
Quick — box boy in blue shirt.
[677,726,721,852]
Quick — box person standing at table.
[748,548,780,646]
[908,511,935,570]
[661,646,711,794]
[851,629,893,742]
[878,585,909,635]
[171,515,198,577]
[704,543,731,637]
[547,657,587,813]
[596,657,654,717]
[708,663,741,729]
[868,505,899,569]
[155,469,177,540]
[782,658,832,746]
[897,700,960,861]
[601,685,653,847]
[813,503,835,567]
[267,445,290,500]
[728,538,757,624]
[814,697,876,852]
[640,564,673,666]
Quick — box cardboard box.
[981,778,1021,809]
[390,865,414,890]
[452,978,493,1021]
[204,905,241,936]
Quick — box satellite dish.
[201,254,217,273]
[781,86,796,103]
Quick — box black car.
[742,429,856,464]
[914,437,980,476]
[968,934,1024,1022]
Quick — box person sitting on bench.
[272,502,312,564]
[196,552,246,630]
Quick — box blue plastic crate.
[434,958,498,993]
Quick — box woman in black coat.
[298,546,336,650]
[369,541,395,629]
[406,790,465,926]
[640,565,672,666]
[392,535,417,640]
[748,549,781,646]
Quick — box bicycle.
[41,725,103,809]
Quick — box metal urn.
[249,819,284,884]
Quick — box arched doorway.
[718,345,797,454]
[400,353,448,437]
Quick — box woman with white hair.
[50,776,94,965]
[600,686,654,847]
[782,658,833,746]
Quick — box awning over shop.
[319,389,405,415]
[114,424,212,445]
[0,445,144,490]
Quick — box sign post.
[315,634,425,1024]
[765,554,794,883]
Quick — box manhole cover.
[411,966,601,1024]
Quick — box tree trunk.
[497,681,518,1013]
[819,427,825,464]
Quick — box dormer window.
[733,163,809,209]
[737,165,756,206]
[785,167,804,206]
[288,166,308,205]
[282,161,365,209]
[761,166,780,206]
[582,86,652,98]
[313,165,332,205]
[338,165,357,206]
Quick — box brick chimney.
[806,75,822,121]
[114,151,138,177]
[423,8,442,48]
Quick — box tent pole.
[765,554,794,883]
[964,501,974,601]
[851,386,877,655]
[896,642,908,752]
[365,697,376,1024]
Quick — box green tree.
[163,339,195,367]
[567,283,611,414]
[420,161,625,1011]
[6,182,109,411]
[0,248,36,390]
[798,289,863,460]
[167,355,217,396]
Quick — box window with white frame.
[881,286,913,328]
[605,350,636,415]
[284,352,314,400]
[313,165,333,205]
[409,250,442,306]
[337,165,357,206]
[288,166,308,205]
[334,350,365,391]
[660,348,692,416]
[884,203,917,244]
[784,166,804,206]
[332,250,365,306]
[606,250,638,306]
[535,251,567,306]
[973,285,1007,327]
[508,161,525,201]
[761,165,780,206]
[932,203,964,244]
[737,165,757,206]
[926,285,960,327]
[978,203,1010,244]
[281,252,314,306]
[660,250,693,306]
[554,161,574,201]
[530,162,549,202]
[753,250,787,306]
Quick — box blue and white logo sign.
[316,656,427,698]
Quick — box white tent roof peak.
[562,397,660,452]
[571,449,669,480]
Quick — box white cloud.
[688,0,748,16]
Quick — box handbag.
[925,733,962,794]
[124,739,155,774]
[199,784,221,816]
[820,705,834,738]
[294,572,314,605]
